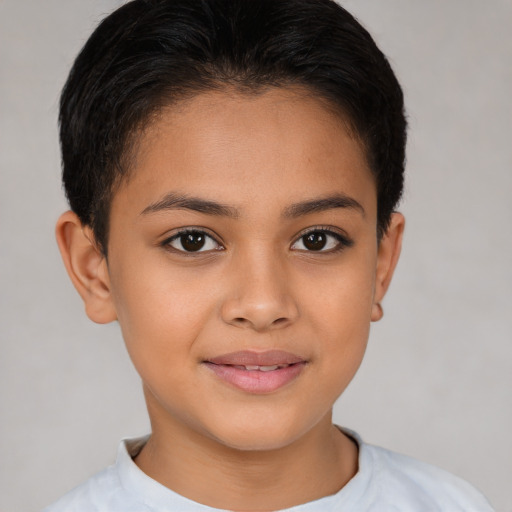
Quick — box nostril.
[230,316,289,330]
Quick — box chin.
[215,432,300,453]
[203,413,314,453]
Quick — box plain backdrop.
[1,1,511,511]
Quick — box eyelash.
[292,226,354,253]
[161,228,224,255]
[161,226,353,255]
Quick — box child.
[46,0,494,510]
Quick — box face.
[98,88,399,451]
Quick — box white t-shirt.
[43,431,494,511]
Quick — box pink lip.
[204,350,307,394]
[207,350,305,366]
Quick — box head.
[59,0,406,255]
[56,0,406,452]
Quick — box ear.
[55,211,117,324]
[371,212,405,322]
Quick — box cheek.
[312,289,371,369]
[299,253,376,384]
[302,252,376,333]
[109,258,216,377]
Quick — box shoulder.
[362,441,495,511]
[41,437,151,512]
[41,463,141,512]
[42,465,116,512]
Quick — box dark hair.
[60,0,406,254]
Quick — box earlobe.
[371,212,405,322]
[55,211,117,324]
[371,302,384,322]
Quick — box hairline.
[97,82,371,255]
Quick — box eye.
[291,229,352,252]
[163,229,223,253]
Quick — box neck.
[135,395,358,511]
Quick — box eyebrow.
[140,192,364,219]
[283,194,365,218]
[140,193,240,218]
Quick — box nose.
[220,248,299,332]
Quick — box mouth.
[203,350,307,394]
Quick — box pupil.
[181,232,205,251]
[304,232,326,251]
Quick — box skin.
[56,87,404,511]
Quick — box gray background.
[1,1,511,511]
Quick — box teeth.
[259,365,279,371]
[241,364,289,371]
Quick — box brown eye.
[291,229,352,253]
[303,232,327,251]
[165,230,221,253]
[180,232,206,251]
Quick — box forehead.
[114,87,376,220]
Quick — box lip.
[203,350,307,394]
[207,350,305,366]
